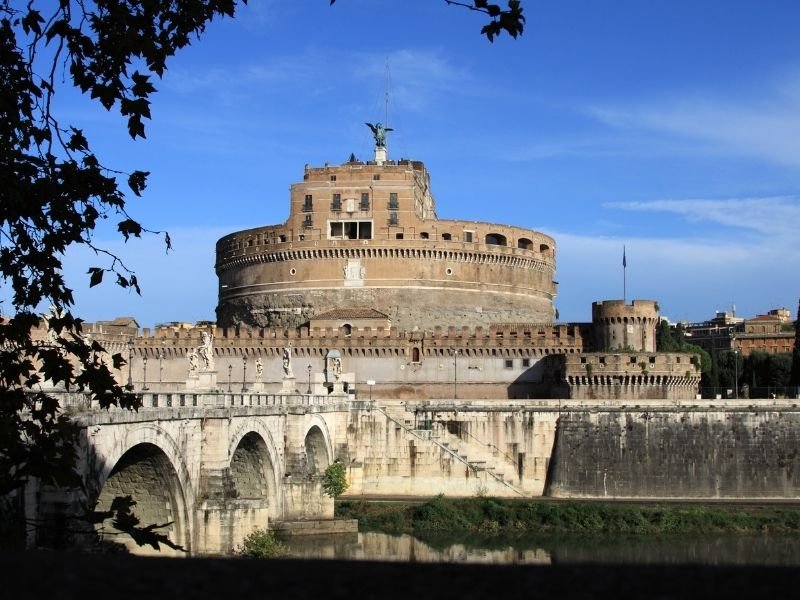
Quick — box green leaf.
[87,267,104,288]
[117,219,143,240]
[127,170,150,196]
[67,128,88,152]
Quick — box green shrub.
[236,528,287,558]
[322,462,349,498]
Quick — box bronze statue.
[365,122,393,148]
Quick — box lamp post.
[241,355,247,392]
[142,356,149,391]
[733,348,739,400]
[227,363,233,393]
[126,339,134,391]
[450,349,460,400]
[307,364,312,394]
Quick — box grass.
[336,496,800,536]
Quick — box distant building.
[685,308,794,357]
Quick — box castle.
[90,131,700,402]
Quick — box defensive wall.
[73,317,701,402]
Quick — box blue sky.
[17,0,800,327]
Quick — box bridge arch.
[90,423,192,555]
[303,415,334,475]
[228,419,283,518]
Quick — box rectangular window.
[358,222,372,239]
[303,214,313,229]
[389,193,399,209]
[463,230,473,243]
[331,193,341,211]
[522,358,531,367]
[328,220,373,240]
[504,359,514,369]
[330,175,337,181]
[360,192,370,211]
[303,194,313,212]
[372,174,380,181]
[389,212,398,226]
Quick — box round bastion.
[591,299,659,352]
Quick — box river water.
[284,531,800,566]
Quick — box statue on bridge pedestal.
[255,357,263,383]
[187,349,199,376]
[197,331,215,371]
[282,345,294,379]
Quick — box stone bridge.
[42,391,353,556]
[31,391,800,556]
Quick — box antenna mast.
[384,58,390,128]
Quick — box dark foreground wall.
[6,551,800,600]
[547,408,800,498]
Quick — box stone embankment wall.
[547,402,800,498]
[342,401,559,498]
[341,399,800,500]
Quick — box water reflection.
[284,531,800,566]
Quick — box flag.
[623,245,627,268]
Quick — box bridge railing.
[58,390,347,413]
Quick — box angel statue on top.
[365,122,393,148]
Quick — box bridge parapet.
[59,390,350,416]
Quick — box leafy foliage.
[656,320,711,374]
[744,351,793,390]
[331,0,526,42]
[0,0,245,544]
[235,527,287,558]
[322,461,348,498]
[337,497,800,536]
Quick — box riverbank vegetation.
[336,496,800,536]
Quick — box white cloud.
[587,73,800,168]
[606,197,800,237]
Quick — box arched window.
[485,233,507,246]
[517,238,533,250]
[411,347,421,362]
[420,232,429,240]
[442,233,452,241]
[342,323,352,336]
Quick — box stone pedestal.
[251,381,265,393]
[374,145,387,165]
[187,371,217,391]
[281,376,298,393]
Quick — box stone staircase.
[376,407,525,497]
[428,423,522,493]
